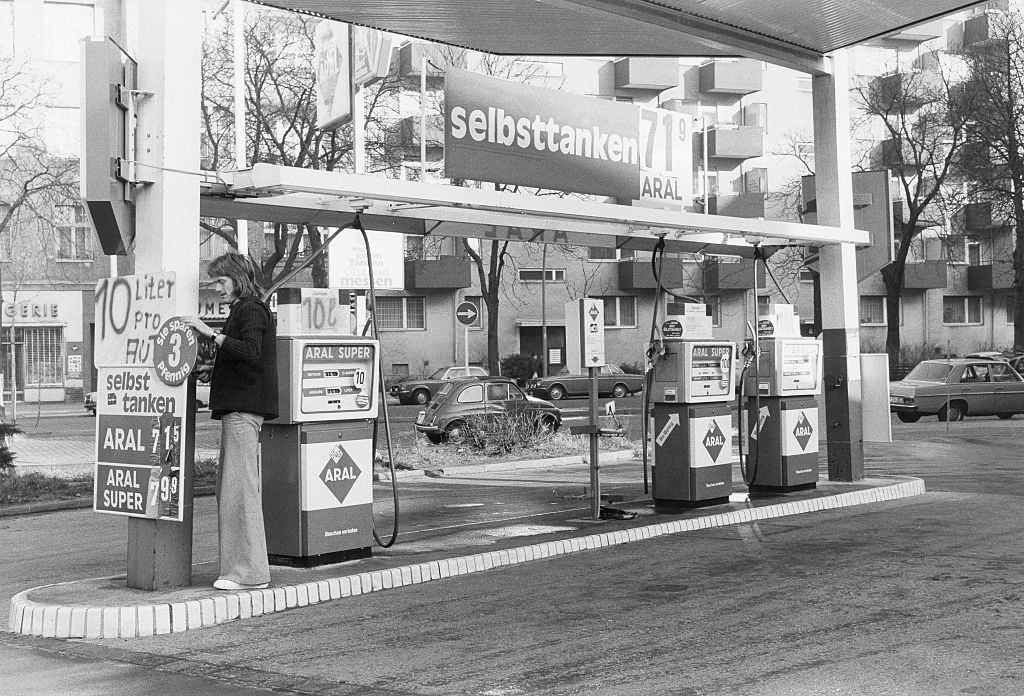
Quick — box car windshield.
[905,362,954,383]
[428,367,449,379]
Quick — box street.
[2,416,1023,694]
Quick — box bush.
[500,353,535,385]
[460,412,549,453]
[0,422,24,474]
[619,361,644,375]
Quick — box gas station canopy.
[250,0,986,75]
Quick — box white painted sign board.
[564,298,605,373]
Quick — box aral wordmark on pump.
[319,445,362,505]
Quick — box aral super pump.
[260,288,380,566]
[649,302,736,508]
[742,304,823,493]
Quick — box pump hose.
[353,216,401,548]
[641,238,668,495]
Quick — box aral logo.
[319,445,362,505]
[703,421,726,461]
[793,412,814,451]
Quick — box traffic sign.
[456,301,478,326]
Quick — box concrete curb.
[8,476,926,640]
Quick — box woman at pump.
[186,253,279,591]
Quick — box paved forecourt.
[9,471,924,640]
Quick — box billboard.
[444,68,693,203]
[315,21,351,131]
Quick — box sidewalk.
[7,446,925,640]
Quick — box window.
[56,205,91,261]
[860,296,886,325]
[708,296,722,328]
[518,268,565,282]
[1006,295,1014,324]
[23,327,64,386]
[456,383,483,403]
[588,247,634,261]
[799,268,816,282]
[943,296,982,325]
[602,296,637,328]
[464,295,483,329]
[391,363,409,377]
[43,2,95,62]
[967,240,982,266]
[376,296,425,329]
[796,76,813,92]
[0,203,11,261]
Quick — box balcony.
[968,260,1014,290]
[698,59,762,95]
[704,126,763,160]
[613,57,678,90]
[399,115,445,150]
[878,19,945,45]
[398,43,466,78]
[901,260,947,289]
[705,192,765,218]
[405,256,472,289]
[868,71,943,110]
[618,257,697,290]
[869,138,914,173]
[955,201,1010,233]
[703,259,764,291]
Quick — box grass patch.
[0,457,222,507]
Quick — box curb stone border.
[8,477,926,639]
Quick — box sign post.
[564,298,606,519]
[456,300,478,368]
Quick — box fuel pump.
[649,302,736,508]
[260,287,381,566]
[742,304,823,493]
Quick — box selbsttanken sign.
[444,68,692,203]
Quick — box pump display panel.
[651,340,736,403]
[753,338,823,397]
[276,337,380,423]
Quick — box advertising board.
[93,273,194,521]
[444,68,692,202]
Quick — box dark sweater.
[210,296,279,421]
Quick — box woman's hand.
[183,316,216,341]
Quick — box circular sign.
[662,319,682,338]
[456,301,479,326]
[153,316,199,386]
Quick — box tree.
[201,7,404,287]
[854,60,968,375]
[956,8,1024,349]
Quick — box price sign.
[277,288,350,337]
[92,272,188,522]
[637,107,693,204]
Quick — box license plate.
[416,411,425,424]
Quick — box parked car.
[414,377,561,444]
[526,364,644,400]
[85,383,211,416]
[389,365,488,405]
[889,358,1024,422]
[966,351,1024,375]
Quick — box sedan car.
[889,358,1024,422]
[526,364,644,400]
[389,365,489,405]
[414,377,561,444]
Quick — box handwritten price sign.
[94,273,178,368]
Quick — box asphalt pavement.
[2,415,1023,695]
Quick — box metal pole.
[589,365,600,520]
[541,244,548,377]
[233,0,247,252]
[464,325,469,368]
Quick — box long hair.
[207,253,264,299]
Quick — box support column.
[126,0,202,589]
[812,52,864,482]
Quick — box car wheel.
[413,389,430,405]
[896,412,921,423]
[444,421,467,444]
[547,384,566,400]
[998,413,1015,420]
[536,415,558,435]
[611,383,628,398]
[938,401,966,422]
[425,433,443,444]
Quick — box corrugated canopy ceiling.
[251,0,988,74]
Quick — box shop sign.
[445,68,693,202]
[3,300,60,321]
[328,228,405,290]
